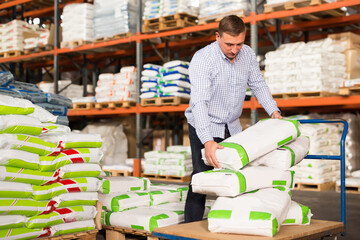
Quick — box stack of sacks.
[81,121,128,167]
[0,20,40,53]
[24,28,50,51]
[264,38,346,94]
[143,0,197,19]
[93,0,138,39]
[0,94,104,238]
[198,0,250,20]
[100,177,208,232]
[62,3,94,43]
[336,170,360,190]
[143,145,192,177]
[1,73,72,126]
[95,66,137,103]
[192,119,313,237]
[140,60,191,99]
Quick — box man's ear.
[215,32,220,40]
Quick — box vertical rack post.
[54,0,60,94]
[250,0,258,125]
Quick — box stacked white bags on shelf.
[143,0,197,19]
[100,176,192,232]
[198,0,250,20]
[143,145,192,177]
[95,66,137,103]
[0,20,40,53]
[264,38,346,94]
[0,94,104,239]
[140,60,191,99]
[93,0,138,39]
[62,3,94,43]
[23,28,50,50]
[192,119,313,237]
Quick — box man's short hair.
[218,15,246,37]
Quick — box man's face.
[216,31,246,61]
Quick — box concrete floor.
[292,190,360,240]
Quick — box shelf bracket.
[147,40,166,63]
[261,21,278,48]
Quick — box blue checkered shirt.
[185,41,279,144]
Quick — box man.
[184,15,282,223]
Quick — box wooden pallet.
[141,173,191,183]
[24,45,53,54]
[198,9,249,24]
[272,91,338,99]
[103,169,132,177]
[94,101,136,109]
[38,230,98,240]
[61,39,92,49]
[336,184,360,194]
[142,13,197,33]
[294,181,336,191]
[264,0,344,21]
[0,50,22,58]
[141,97,189,106]
[103,225,158,240]
[72,102,95,110]
[339,86,360,96]
[94,32,132,43]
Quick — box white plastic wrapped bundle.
[57,163,102,179]
[283,201,312,225]
[166,145,191,153]
[0,198,57,217]
[0,227,49,239]
[199,0,250,19]
[0,94,35,115]
[99,192,150,212]
[100,176,151,194]
[202,119,300,170]
[207,188,291,237]
[28,104,58,123]
[0,149,39,170]
[148,189,181,205]
[0,215,27,229]
[0,181,33,198]
[105,207,184,231]
[250,136,310,170]
[49,219,95,236]
[40,132,102,149]
[192,167,294,197]
[53,192,99,208]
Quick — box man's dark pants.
[184,124,230,223]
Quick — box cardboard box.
[153,130,173,151]
[345,48,360,80]
[328,32,360,50]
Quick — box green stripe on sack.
[290,171,295,189]
[102,180,110,194]
[280,146,295,167]
[299,204,310,224]
[174,210,184,215]
[1,125,42,136]
[272,180,286,186]
[135,192,149,196]
[272,218,278,237]
[249,211,271,220]
[111,194,130,212]
[284,219,296,224]
[219,142,249,167]
[205,169,246,193]
[208,210,232,219]
[273,186,286,192]
[131,187,141,191]
[0,105,34,115]
[278,136,293,147]
[281,119,301,137]
[64,142,102,149]
[105,212,112,226]
[149,214,169,232]
[131,225,145,230]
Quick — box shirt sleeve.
[247,48,280,116]
[189,51,213,144]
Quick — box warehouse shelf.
[0,50,54,64]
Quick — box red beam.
[0,0,32,10]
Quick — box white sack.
[49,219,95,236]
[208,188,291,237]
[0,215,27,229]
[192,167,294,197]
[283,201,312,225]
[250,136,310,170]
[202,119,300,170]
[99,192,150,212]
[100,176,151,194]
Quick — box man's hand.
[271,111,283,119]
[204,140,223,168]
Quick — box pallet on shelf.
[272,91,338,99]
[24,45,54,54]
[140,96,189,106]
[0,50,22,58]
[94,32,132,43]
[198,9,249,24]
[142,13,197,33]
[264,0,345,21]
[103,169,132,177]
[61,39,93,49]
[141,173,191,183]
[72,102,95,110]
[336,184,360,194]
[94,101,136,109]
[103,225,158,240]
[294,181,336,191]
[38,230,98,240]
[339,86,360,96]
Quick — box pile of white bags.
[198,0,250,20]
[143,0,198,19]
[95,66,137,103]
[140,60,191,99]
[0,94,104,238]
[193,118,313,237]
